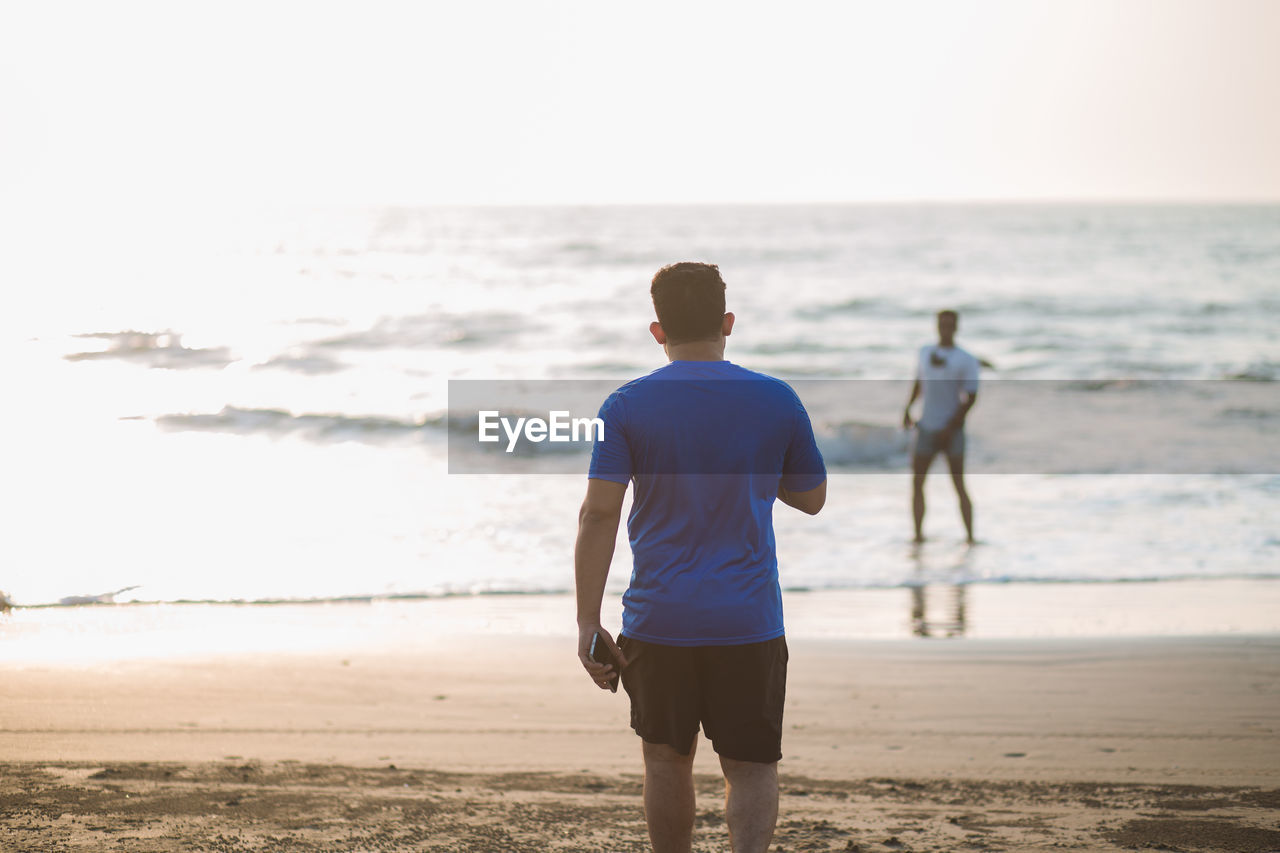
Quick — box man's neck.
[937,337,956,348]
[665,340,726,362]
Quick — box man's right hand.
[577,623,628,690]
[902,409,914,429]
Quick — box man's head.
[650,262,729,346]
[937,309,958,344]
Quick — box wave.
[156,406,438,442]
[815,421,908,468]
[16,587,573,609]
[13,573,1280,610]
[254,353,348,375]
[50,586,142,606]
[1221,407,1275,420]
[154,405,589,456]
[65,331,233,370]
[150,376,1280,474]
[797,294,1280,328]
[310,312,532,351]
[744,339,849,356]
[794,297,903,319]
[1225,363,1279,381]
[788,571,1280,591]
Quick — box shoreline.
[2,578,1277,667]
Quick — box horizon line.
[252,197,1280,210]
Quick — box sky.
[1,0,1278,207]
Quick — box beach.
[3,0,1277,844]
[3,590,1278,851]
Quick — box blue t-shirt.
[587,360,826,646]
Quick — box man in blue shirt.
[575,262,827,853]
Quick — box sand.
[4,762,1279,852]
[1,603,1278,851]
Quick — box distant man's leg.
[643,739,696,853]
[946,442,974,543]
[911,446,934,542]
[720,756,778,853]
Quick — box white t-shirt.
[915,344,980,431]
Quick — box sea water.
[2,204,1277,608]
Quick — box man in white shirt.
[901,310,979,543]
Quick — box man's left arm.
[575,478,629,688]
[944,391,977,434]
[780,395,828,515]
[943,357,980,434]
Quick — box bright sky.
[1,0,1278,206]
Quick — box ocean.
[3,204,1277,610]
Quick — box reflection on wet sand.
[908,541,970,638]
[910,583,968,638]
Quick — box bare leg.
[643,739,697,853]
[911,453,932,542]
[720,756,778,853]
[947,452,974,543]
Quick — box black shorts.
[616,634,788,764]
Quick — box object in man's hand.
[589,631,621,693]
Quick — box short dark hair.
[937,309,958,322]
[650,262,726,344]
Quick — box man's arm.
[942,391,977,435]
[903,379,921,428]
[778,479,826,515]
[575,477,629,688]
[944,354,981,434]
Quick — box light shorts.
[913,426,965,461]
